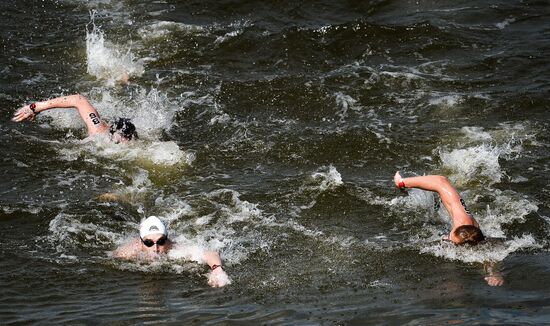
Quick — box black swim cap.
[110,118,138,140]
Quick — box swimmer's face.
[110,131,131,144]
[141,233,170,254]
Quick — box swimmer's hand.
[208,267,231,288]
[484,275,504,287]
[394,171,405,189]
[12,105,37,122]
[483,261,504,287]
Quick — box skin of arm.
[112,240,230,287]
[394,172,502,286]
[394,172,479,235]
[203,250,230,288]
[483,261,504,286]
[12,94,109,136]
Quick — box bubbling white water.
[86,15,144,86]
[311,165,343,192]
[149,189,270,266]
[57,135,195,167]
[48,212,125,253]
[138,21,207,40]
[384,123,544,264]
[39,83,194,167]
[440,144,505,183]
[438,124,530,185]
[420,235,540,264]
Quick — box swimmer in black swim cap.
[109,117,138,143]
[12,94,137,143]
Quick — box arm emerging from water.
[393,171,484,245]
[12,94,109,136]
[203,250,231,288]
[483,261,504,287]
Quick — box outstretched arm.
[12,94,109,136]
[203,251,231,288]
[394,172,478,229]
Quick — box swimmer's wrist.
[29,103,39,115]
[211,264,223,272]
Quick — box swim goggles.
[141,236,168,247]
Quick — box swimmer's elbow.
[61,94,91,108]
[434,175,453,188]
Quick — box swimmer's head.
[109,118,138,143]
[139,216,168,239]
[451,225,485,245]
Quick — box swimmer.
[394,171,504,286]
[113,216,230,288]
[11,94,137,143]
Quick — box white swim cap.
[139,216,168,238]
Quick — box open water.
[1,0,550,325]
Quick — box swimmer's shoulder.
[112,239,141,259]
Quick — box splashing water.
[439,144,505,183]
[86,14,144,86]
[311,165,343,192]
[420,235,540,263]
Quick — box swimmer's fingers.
[484,276,504,287]
[12,107,33,122]
[207,269,231,288]
[11,108,25,121]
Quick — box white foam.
[496,17,516,30]
[420,235,540,263]
[58,136,195,167]
[480,189,539,238]
[138,21,206,39]
[1,205,43,215]
[429,94,462,107]
[390,188,435,212]
[209,113,231,125]
[213,20,252,44]
[150,189,269,265]
[86,16,144,86]
[311,165,343,192]
[92,87,180,138]
[438,124,531,185]
[334,92,362,119]
[48,212,122,252]
[439,144,504,183]
[460,126,492,142]
[206,189,262,224]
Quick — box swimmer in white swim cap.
[113,216,230,288]
[12,94,138,143]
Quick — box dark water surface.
[1,0,550,324]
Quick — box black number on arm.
[89,112,101,125]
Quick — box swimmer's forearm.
[203,251,222,268]
[33,94,109,134]
[32,95,91,113]
[401,175,453,194]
